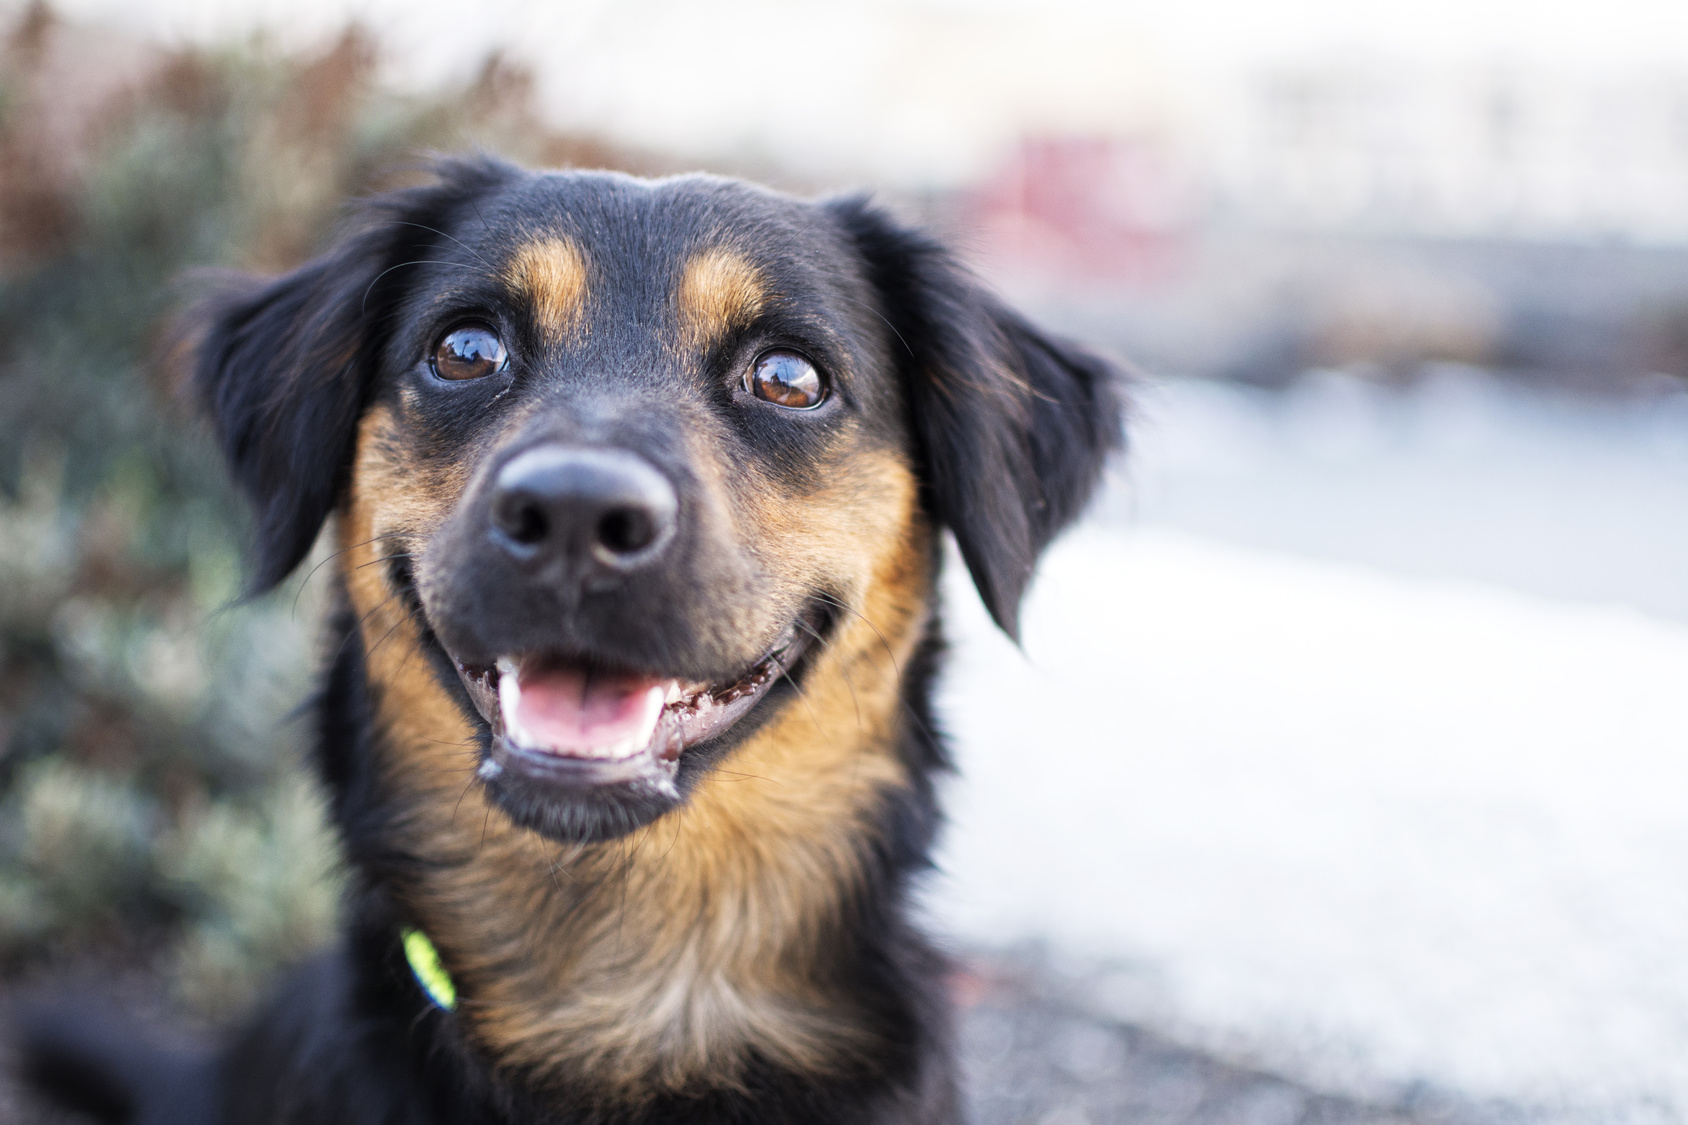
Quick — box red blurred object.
[966,135,1193,285]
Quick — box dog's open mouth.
[451,615,816,793]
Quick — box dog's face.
[194,160,1121,845]
[349,173,931,840]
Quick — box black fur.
[192,158,519,592]
[14,159,1123,1124]
[827,197,1124,638]
[14,999,216,1124]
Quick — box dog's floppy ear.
[187,157,517,593]
[828,198,1125,639]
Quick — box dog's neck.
[333,513,936,1100]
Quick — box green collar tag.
[401,926,457,1012]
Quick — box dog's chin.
[447,613,819,844]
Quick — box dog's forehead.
[455,172,852,343]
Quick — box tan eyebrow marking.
[505,237,589,339]
[677,248,768,349]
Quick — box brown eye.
[432,325,507,381]
[747,350,825,409]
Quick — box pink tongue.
[511,664,666,752]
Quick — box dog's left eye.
[746,350,825,409]
[432,325,508,381]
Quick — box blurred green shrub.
[0,2,655,1015]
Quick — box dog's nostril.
[596,506,656,556]
[500,496,550,546]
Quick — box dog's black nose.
[490,446,677,573]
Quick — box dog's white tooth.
[497,662,527,745]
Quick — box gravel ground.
[1,952,1515,1125]
[954,954,1511,1125]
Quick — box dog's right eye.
[747,350,825,409]
[432,325,508,381]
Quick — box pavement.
[957,953,1495,1125]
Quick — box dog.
[17,156,1122,1123]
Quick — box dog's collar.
[402,926,457,1011]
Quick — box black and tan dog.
[19,157,1122,1123]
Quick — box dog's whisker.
[831,290,914,360]
[363,602,425,664]
[380,600,439,683]
[339,588,406,654]
[768,652,826,740]
[543,840,575,894]
[291,531,411,618]
[419,733,482,749]
[790,614,864,736]
[431,761,487,774]
[655,808,685,865]
[382,220,500,272]
[822,592,906,683]
[840,659,866,739]
[622,823,654,885]
[452,770,480,825]
[613,835,634,953]
[711,769,779,785]
[551,840,588,875]
[350,551,416,573]
[360,258,496,315]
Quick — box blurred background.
[1,0,1686,1121]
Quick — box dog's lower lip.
[451,619,812,773]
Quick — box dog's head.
[192,158,1121,844]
